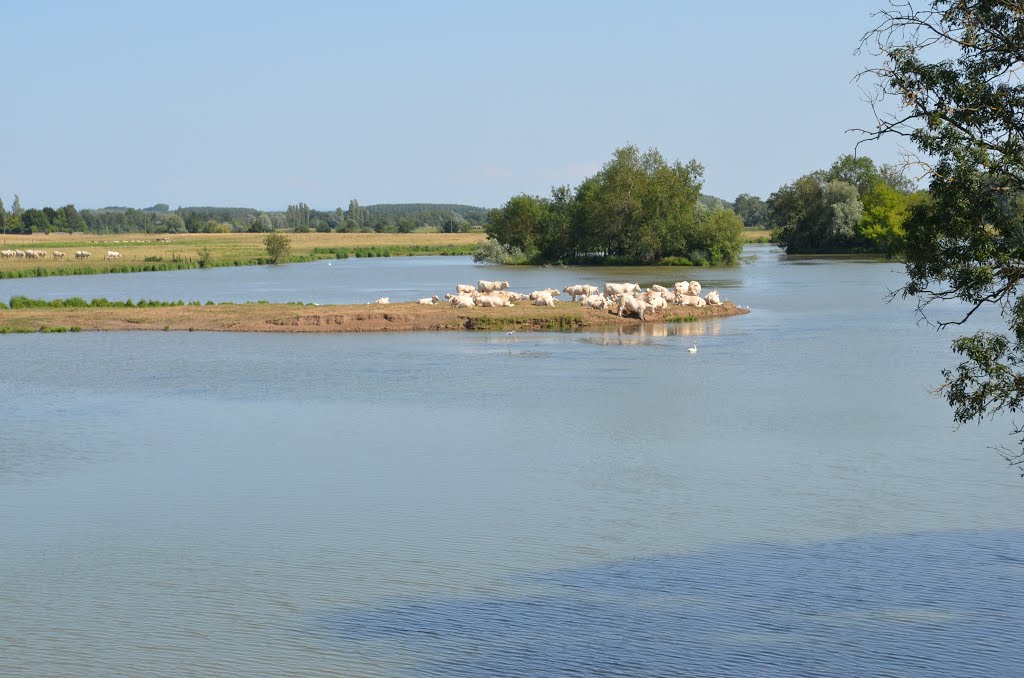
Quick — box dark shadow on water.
[311,530,1024,676]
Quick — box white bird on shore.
[688,342,698,353]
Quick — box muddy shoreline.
[0,301,748,333]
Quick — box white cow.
[563,285,589,301]
[456,284,476,294]
[475,293,514,307]
[581,294,609,310]
[52,251,65,259]
[75,250,91,259]
[618,295,653,321]
[532,292,555,307]
[678,294,707,308]
[529,288,561,301]
[605,282,641,297]
[705,290,722,305]
[450,294,476,308]
[478,280,510,293]
[374,297,390,304]
[0,250,13,258]
[417,295,440,305]
[106,251,121,260]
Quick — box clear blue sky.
[1,0,904,211]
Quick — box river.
[1,246,1021,676]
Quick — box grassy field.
[742,229,773,243]
[0,229,774,278]
[0,232,486,277]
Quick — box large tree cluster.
[485,145,744,266]
[767,154,921,254]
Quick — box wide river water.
[1,246,1022,676]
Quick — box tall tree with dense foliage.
[263,232,291,264]
[859,0,1024,470]
[733,193,768,228]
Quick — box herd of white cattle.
[0,249,122,260]
[372,279,724,321]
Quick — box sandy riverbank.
[0,300,748,333]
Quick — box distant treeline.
[0,197,490,235]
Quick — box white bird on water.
[688,342,698,353]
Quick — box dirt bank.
[0,301,748,333]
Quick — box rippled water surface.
[1,248,1021,676]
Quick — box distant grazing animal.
[456,284,476,294]
[374,297,390,304]
[580,294,609,310]
[417,295,440,305]
[52,251,65,259]
[75,250,91,259]
[106,251,121,260]
[678,294,707,308]
[705,290,721,305]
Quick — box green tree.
[57,204,86,232]
[688,207,745,266]
[248,213,273,233]
[263,232,291,264]
[860,0,1024,469]
[824,154,881,195]
[486,194,547,255]
[733,193,769,228]
[286,202,311,230]
[0,197,6,235]
[485,146,726,264]
[20,208,50,233]
[768,158,872,253]
[576,145,705,264]
[8,194,22,234]
[162,214,187,234]
[858,182,921,256]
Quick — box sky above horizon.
[1,1,907,211]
